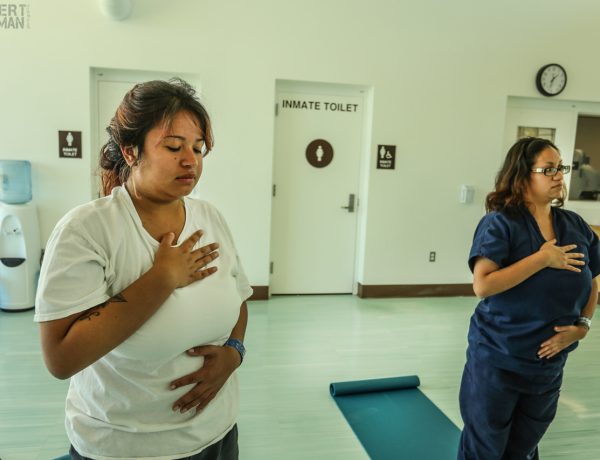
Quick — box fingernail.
[188,348,195,353]
[170,384,176,390]
[181,407,188,414]
[173,405,179,412]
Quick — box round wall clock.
[535,63,567,97]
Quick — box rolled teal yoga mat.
[330,375,460,460]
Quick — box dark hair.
[99,78,214,196]
[485,137,565,215]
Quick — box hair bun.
[104,139,122,162]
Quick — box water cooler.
[0,160,41,312]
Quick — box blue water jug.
[0,160,32,204]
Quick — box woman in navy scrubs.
[458,137,600,460]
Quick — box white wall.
[3,0,600,287]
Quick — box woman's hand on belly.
[538,325,588,359]
[169,344,241,414]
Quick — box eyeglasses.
[530,165,571,176]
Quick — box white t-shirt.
[35,186,253,460]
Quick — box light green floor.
[1,295,599,459]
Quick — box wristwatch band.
[575,316,592,330]
[224,338,245,364]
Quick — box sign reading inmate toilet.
[58,131,82,159]
[281,99,359,113]
[306,139,334,168]
[376,145,396,170]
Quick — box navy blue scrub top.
[467,207,600,375]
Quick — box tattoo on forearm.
[77,293,128,321]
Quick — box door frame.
[269,79,374,295]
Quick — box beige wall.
[3,0,600,287]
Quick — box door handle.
[341,194,356,213]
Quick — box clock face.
[536,64,567,96]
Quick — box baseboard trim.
[357,283,474,298]
[249,286,269,301]
[252,283,600,302]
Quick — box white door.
[271,86,365,294]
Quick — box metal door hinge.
[270,261,274,274]
[272,184,277,197]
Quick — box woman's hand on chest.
[538,239,585,272]
[153,229,220,289]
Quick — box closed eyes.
[166,145,207,156]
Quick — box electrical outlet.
[429,251,436,262]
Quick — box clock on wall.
[535,63,567,97]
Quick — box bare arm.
[473,239,585,298]
[228,301,248,348]
[218,300,249,368]
[39,230,219,379]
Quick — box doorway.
[270,80,371,294]
[569,115,600,201]
[503,96,600,225]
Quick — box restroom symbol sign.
[58,131,82,159]
[306,139,334,168]
[376,144,396,170]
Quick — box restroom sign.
[59,131,82,159]
[281,99,359,113]
[306,139,334,168]
[376,144,396,170]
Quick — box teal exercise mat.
[330,375,460,460]
[330,375,421,396]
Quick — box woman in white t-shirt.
[36,78,252,460]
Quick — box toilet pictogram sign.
[58,131,82,159]
[376,144,396,170]
[306,139,333,168]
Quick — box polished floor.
[1,295,599,460]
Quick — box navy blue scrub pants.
[457,357,563,460]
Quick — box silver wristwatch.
[575,316,592,330]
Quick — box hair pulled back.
[485,137,565,216]
[99,78,213,196]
